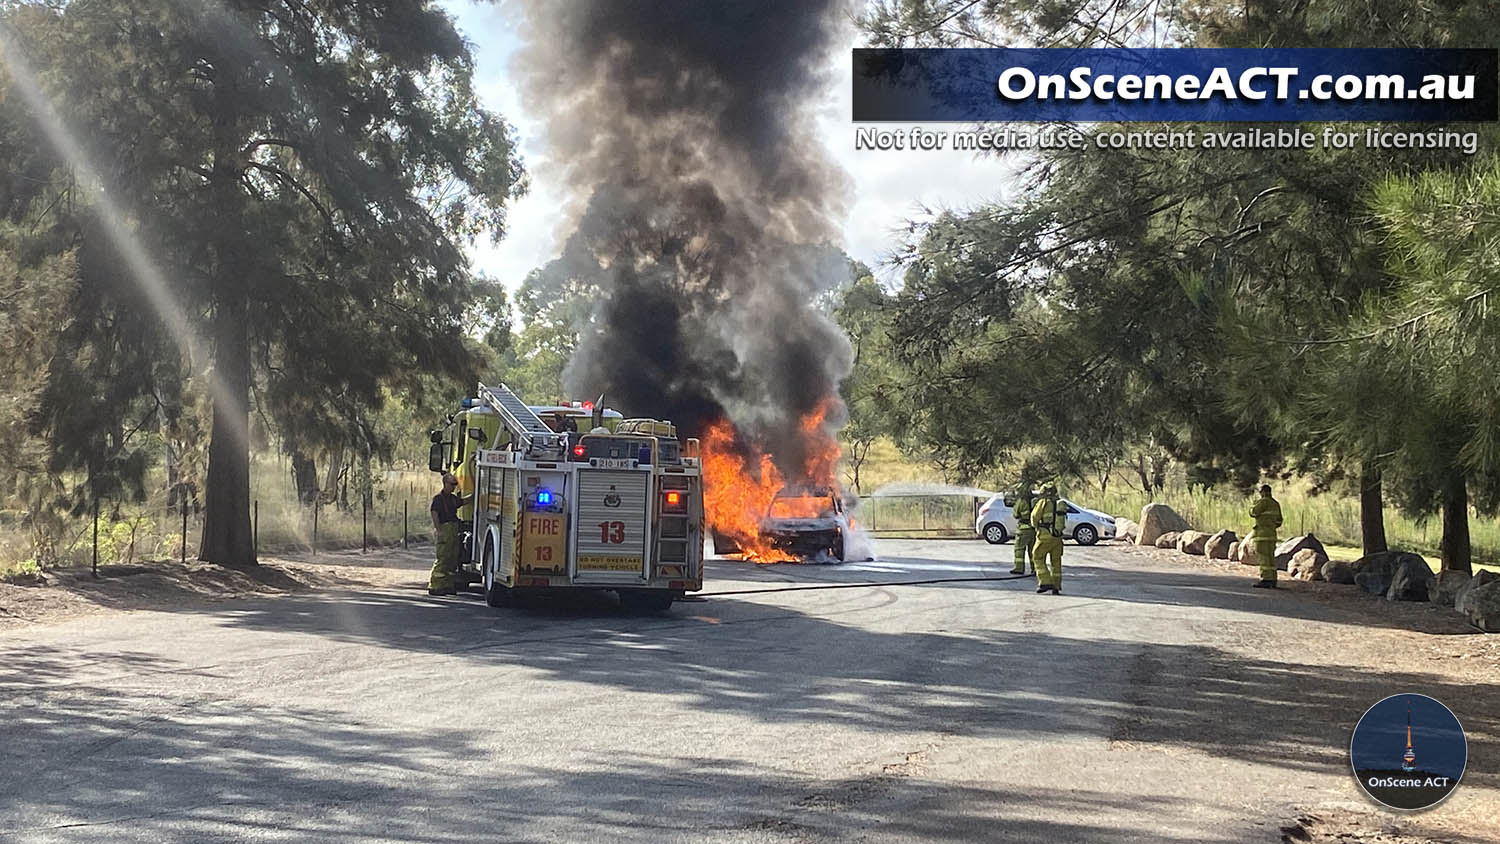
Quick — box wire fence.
[854,494,984,538]
[2,468,442,575]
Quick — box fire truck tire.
[482,534,512,608]
[619,591,673,614]
[485,580,513,608]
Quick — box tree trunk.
[1133,453,1153,496]
[198,292,256,565]
[1150,454,1169,493]
[1359,463,1388,557]
[291,450,319,505]
[1438,470,1471,574]
[361,447,373,510]
[323,446,343,499]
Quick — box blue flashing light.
[537,490,552,506]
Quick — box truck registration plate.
[592,458,636,469]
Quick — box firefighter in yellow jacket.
[1250,484,1283,588]
[1011,486,1035,575]
[1030,482,1066,594]
[428,473,465,596]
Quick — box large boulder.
[1155,531,1182,549]
[1321,559,1357,585]
[1205,530,1237,560]
[1274,534,1327,571]
[1288,548,1330,581]
[1177,530,1210,555]
[1434,570,1471,608]
[1236,541,1258,566]
[1461,581,1500,632]
[1116,517,1140,544]
[1454,569,1500,616]
[1137,503,1191,547]
[1386,556,1436,602]
[1352,550,1423,597]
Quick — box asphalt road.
[2,539,1495,842]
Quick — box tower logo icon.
[1401,703,1417,773]
[1351,694,1466,811]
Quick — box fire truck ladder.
[477,381,567,460]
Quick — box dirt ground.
[1115,542,1500,679]
[0,544,430,631]
[2,539,1495,842]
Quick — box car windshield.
[769,496,833,519]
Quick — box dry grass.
[1,456,441,571]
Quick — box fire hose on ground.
[692,571,1034,598]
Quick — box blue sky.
[438,0,1020,289]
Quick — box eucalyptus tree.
[2,1,524,563]
[860,0,1500,562]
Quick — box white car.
[975,493,1116,546]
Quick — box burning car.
[713,486,848,562]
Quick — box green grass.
[855,495,980,535]
[0,559,43,584]
[1091,482,1500,572]
[842,438,947,495]
[838,436,1500,573]
[1320,543,1499,576]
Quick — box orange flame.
[702,398,844,563]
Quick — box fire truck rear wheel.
[485,580,513,608]
[619,591,673,614]
[482,536,512,608]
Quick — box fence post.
[92,498,99,578]
[403,500,409,549]
[312,498,319,556]
[362,497,368,553]
[180,496,188,565]
[253,500,259,556]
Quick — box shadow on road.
[6,545,1495,842]
[22,571,1489,792]
[0,648,1225,843]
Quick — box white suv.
[975,493,1116,546]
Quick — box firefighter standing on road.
[1031,482,1066,594]
[1250,484,1283,589]
[428,473,464,596]
[1011,486,1035,575]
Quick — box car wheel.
[982,522,1007,545]
[1073,524,1098,546]
[832,534,846,562]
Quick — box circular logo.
[1351,694,1466,811]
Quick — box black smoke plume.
[514,0,853,478]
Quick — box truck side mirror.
[429,429,442,444]
[428,442,445,473]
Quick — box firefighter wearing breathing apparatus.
[428,473,466,596]
[1010,485,1035,575]
[1250,484,1283,589]
[1030,482,1066,594]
